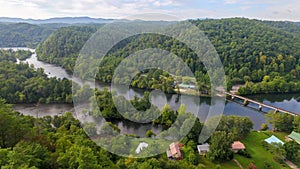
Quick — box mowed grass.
[129,138,171,156]
[235,131,290,169]
[199,157,241,169]
[295,161,300,168]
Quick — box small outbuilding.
[166,143,183,160]
[178,84,196,89]
[135,142,148,154]
[264,135,284,146]
[197,143,210,155]
[231,141,246,153]
[287,131,300,144]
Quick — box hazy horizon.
[0,16,299,23]
[1,0,300,22]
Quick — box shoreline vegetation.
[36,18,300,97]
[1,96,299,168]
[1,17,300,168]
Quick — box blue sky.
[1,0,300,21]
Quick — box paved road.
[233,159,244,169]
[285,160,299,169]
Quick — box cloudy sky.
[1,0,300,21]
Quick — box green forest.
[36,26,98,74]
[0,18,300,168]
[0,23,56,48]
[36,18,300,95]
[0,49,72,103]
[0,93,299,168]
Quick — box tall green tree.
[293,116,300,133]
[207,131,234,161]
[284,141,300,161]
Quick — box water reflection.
[5,48,300,132]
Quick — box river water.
[7,48,300,135]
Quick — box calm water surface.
[7,48,300,135]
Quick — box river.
[7,48,300,135]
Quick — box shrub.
[273,155,284,164]
[261,141,272,151]
[238,149,252,158]
[248,162,258,169]
[263,161,274,169]
[261,123,269,131]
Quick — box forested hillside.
[0,23,55,48]
[36,18,300,94]
[36,26,98,73]
[0,49,72,103]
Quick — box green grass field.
[263,131,288,141]
[235,131,290,169]
[129,131,299,168]
[198,157,241,169]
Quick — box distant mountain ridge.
[0,17,114,24]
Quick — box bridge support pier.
[243,99,249,106]
[222,91,298,116]
[258,104,263,111]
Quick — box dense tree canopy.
[0,18,299,168]
[36,26,98,73]
[265,111,296,132]
[0,49,72,103]
[36,18,300,94]
[0,23,55,48]
[207,131,234,161]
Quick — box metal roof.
[197,143,210,152]
[288,131,300,143]
[264,135,284,145]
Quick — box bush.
[248,162,258,169]
[215,164,221,169]
[238,149,252,158]
[261,141,270,150]
[273,155,284,164]
[197,163,206,169]
[263,161,274,169]
[261,123,269,131]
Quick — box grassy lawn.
[262,131,300,167]
[129,138,171,157]
[294,161,300,167]
[235,131,290,169]
[126,131,299,168]
[263,131,289,141]
[199,157,241,169]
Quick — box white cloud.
[0,0,299,21]
[242,0,300,21]
[224,0,239,5]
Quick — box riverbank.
[13,103,74,117]
[4,47,299,132]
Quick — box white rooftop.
[135,142,149,154]
[197,143,210,152]
[264,135,284,145]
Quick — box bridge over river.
[221,91,299,116]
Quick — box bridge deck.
[223,92,299,116]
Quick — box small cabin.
[264,135,284,146]
[135,142,148,154]
[231,141,246,153]
[287,131,300,144]
[197,143,210,155]
[166,143,183,160]
[178,84,196,89]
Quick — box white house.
[135,142,149,154]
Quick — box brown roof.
[167,143,182,159]
[232,141,245,150]
[169,143,182,157]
